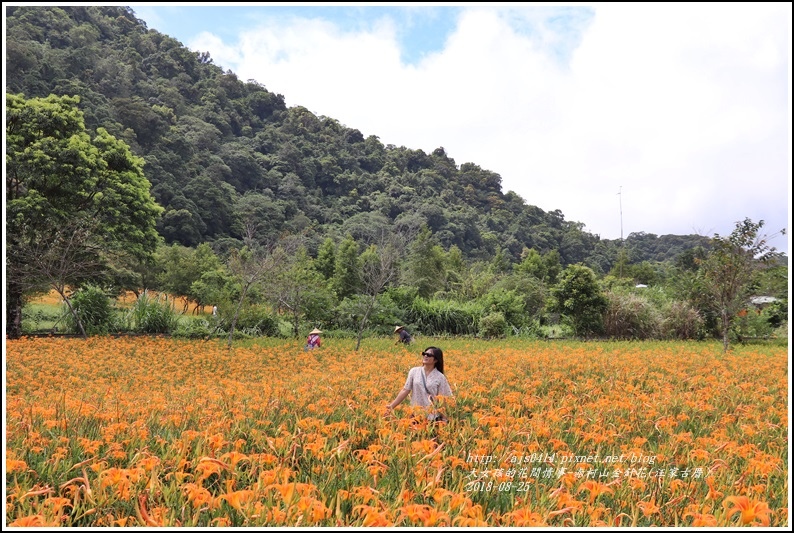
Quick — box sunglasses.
[421,352,435,358]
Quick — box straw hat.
[394,326,404,333]
[310,328,322,334]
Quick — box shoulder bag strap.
[420,370,435,405]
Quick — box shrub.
[661,300,704,340]
[129,292,179,334]
[511,319,544,339]
[63,285,119,335]
[407,297,481,336]
[173,318,214,339]
[333,295,400,334]
[603,290,663,340]
[221,305,279,337]
[763,299,788,329]
[550,264,607,338]
[478,289,528,329]
[20,305,63,333]
[479,312,508,339]
[733,308,775,341]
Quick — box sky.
[117,4,792,253]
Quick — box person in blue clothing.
[394,325,413,345]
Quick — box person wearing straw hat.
[394,325,413,345]
[305,328,322,350]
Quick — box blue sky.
[134,5,467,66]
[129,4,792,251]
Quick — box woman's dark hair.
[424,346,445,374]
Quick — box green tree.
[332,235,361,299]
[189,267,232,315]
[402,226,446,298]
[157,243,221,312]
[352,232,406,350]
[226,246,270,346]
[269,246,328,338]
[514,248,561,285]
[550,264,608,338]
[489,246,511,274]
[515,248,545,280]
[6,93,162,338]
[698,218,785,352]
[315,237,337,281]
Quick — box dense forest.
[5,5,714,267]
[5,5,787,344]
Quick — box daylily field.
[4,337,789,527]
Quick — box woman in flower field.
[386,346,452,421]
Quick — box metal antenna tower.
[618,186,623,241]
[618,186,624,278]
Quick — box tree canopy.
[6,92,162,337]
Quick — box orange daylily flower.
[220,489,255,511]
[453,505,488,526]
[723,495,772,526]
[577,480,614,503]
[353,504,393,526]
[638,499,660,517]
[183,482,215,509]
[683,508,717,527]
[502,507,546,526]
[8,515,50,527]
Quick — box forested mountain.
[5,5,711,271]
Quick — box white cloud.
[188,3,790,251]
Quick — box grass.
[20,302,67,332]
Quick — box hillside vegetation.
[5,5,711,267]
[6,6,786,345]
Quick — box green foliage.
[407,297,481,336]
[223,305,280,337]
[315,237,337,280]
[698,218,785,351]
[732,309,775,341]
[763,299,788,329]
[158,243,223,308]
[660,300,705,340]
[478,289,527,329]
[5,91,162,337]
[602,289,662,340]
[63,285,118,334]
[334,294,397,333]
[268,247,332,338]
[128,291,179,334]
[479,312,508,338]
[550,264,607,338]
[172,318,214,339]
[20,304,64,333]
[332,235,361,299]
[402,227,448,298]
[189,267,233,311]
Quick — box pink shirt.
[306,334,321,348]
